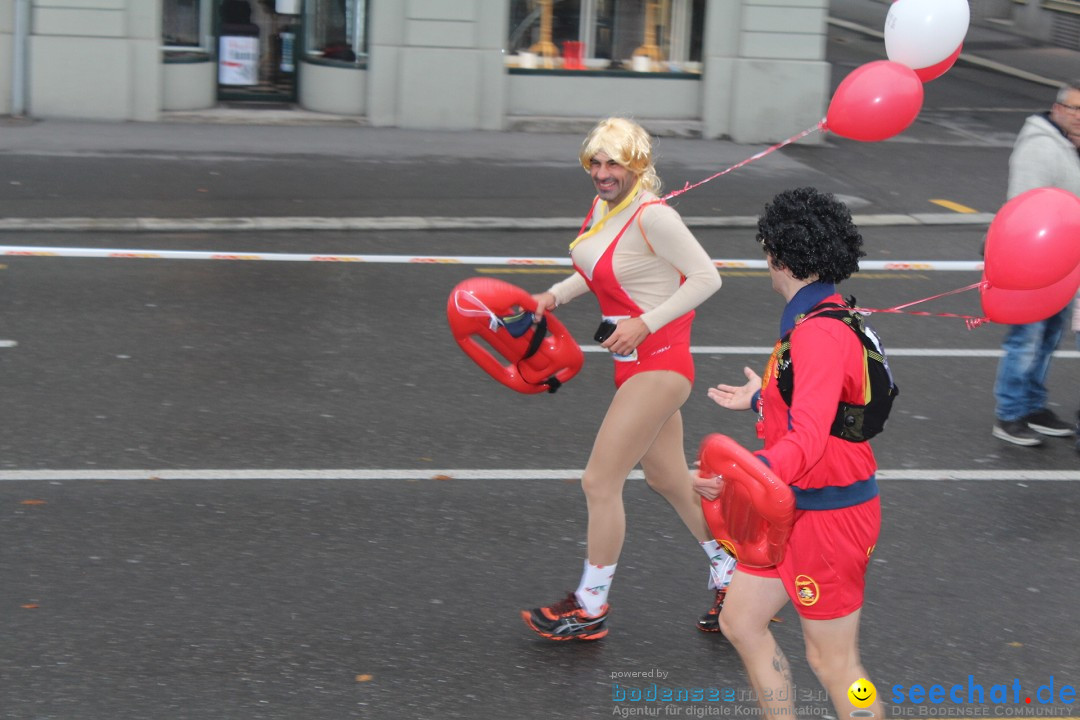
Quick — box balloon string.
[661,120,827,202]
[848,282,990,329]
[656,124,992,328]
[883,281,984,311]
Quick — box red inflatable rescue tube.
[698,433,796,568]
[447,277,584,394]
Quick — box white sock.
[574,559,616,615]
[701,540,736,590]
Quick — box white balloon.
[885,0,971,70]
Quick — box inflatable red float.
[698,433,796,568]
[447,277,583,394]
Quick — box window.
[305,0,368,65]
[163,0,211,52]
[507,0,704,73]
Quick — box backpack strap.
[775,302,855,409]
[774,300,897,442]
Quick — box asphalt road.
[1,18,1079,720]
[2,223,1078,720]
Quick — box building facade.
[1,1,1076,141]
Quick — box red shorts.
[613,314,695,388]
[738,496,881,620]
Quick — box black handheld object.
[594,320,617,343]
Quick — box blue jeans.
[993,304,1069,421]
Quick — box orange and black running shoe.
[696,587,727,633]
[522,592,609,641]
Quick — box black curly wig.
[756,187,865,284]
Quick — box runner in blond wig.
[521,117,735,641]
[578,117,662,196]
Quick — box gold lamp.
[633,0,664,64]
[528,0,560,65]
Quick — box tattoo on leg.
[772,645,793,689]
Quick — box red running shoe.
[522,592,608,641]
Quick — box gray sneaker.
[993,419,1043,447]
[1023,408,1074,437]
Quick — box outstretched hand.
[707,366,762,411]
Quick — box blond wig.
[579,117,661,195]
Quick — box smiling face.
[589,151,638,206]
[847,678,877,709]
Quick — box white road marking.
[0,469,1075,482]
[0,340,17,348]
[588,347,1080,359]
[0,468,1075,483]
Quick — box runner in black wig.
[756,187,865,283]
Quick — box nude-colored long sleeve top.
[546,190,721,332]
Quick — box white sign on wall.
[219,36,259,86]
[276,0,301,14]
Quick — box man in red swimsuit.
[698,187,883,718]
[521,117,732,640]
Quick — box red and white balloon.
[885,0,969,82]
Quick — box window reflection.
[163,0,207,50]
[305,0,367,65]
[507,0,703,73]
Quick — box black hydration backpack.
[774,299,898,443]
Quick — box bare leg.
[581,371,692,564]
[638,400,711,541]
[719,571,794,717]
[802,610,883,718]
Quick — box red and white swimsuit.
[574,204,696,388]
[549,190,720,389]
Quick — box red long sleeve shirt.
[755,288,877,492]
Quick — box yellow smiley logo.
[847,678,876,709]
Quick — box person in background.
[1074,297,1080,454]
[991,79,1080,447]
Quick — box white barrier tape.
[0,213,995,233]
[0,246,986,271]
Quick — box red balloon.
[984,187,1080,291]
[980,265,1080,325]
[825,61,924,142]
[915,43,961,82]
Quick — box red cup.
[563,41,584,69]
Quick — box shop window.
[507,0,704,73]
[305,0,368,66]
[163,0,212,54]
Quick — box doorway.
[217,0,301,103]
